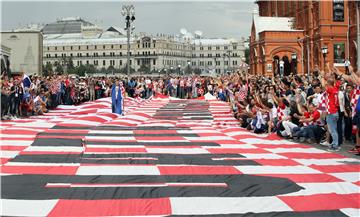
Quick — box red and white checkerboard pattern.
[1,97,359,216]
[351,85,360,117]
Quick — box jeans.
[326,113,339,148]
[282,121,298,136]
[337,111,344,145]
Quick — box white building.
[1,45,11,75]
[41,17,245,75]
[1,31,43,75]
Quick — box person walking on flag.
[111,80,123,115]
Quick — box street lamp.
[178,64,181,76]
[279,60,284,77]
[321,46,328,69]
[170,66,173,76]
[121,5,135,78]
[291,53,297,74]
[187,60,191,75]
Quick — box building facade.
[1,45,11,76]
[42,17,245,75]
[1,31,43,75]
[250,0,359,76]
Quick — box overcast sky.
[1,1,255,39]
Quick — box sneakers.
[327,146,341,152]
[320,141,331,147]
[348,146,360,153]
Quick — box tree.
[138,64,150,74]
[245,47,250,64]
[54,61,64,74]
[43,62,53,76]
[193,68,201,75]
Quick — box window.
[153,59,156,65]
[216,61,220,66]
[86,45,89,50]
[200,54,204,58]
[333,0,344,22]
[71,46,73,50]
[70,53,73,57]
[120,52,122,56]
[55,47,57,51]
[208,54,212,57]
[224,46,228,50]
[208,46,212,50]
[192,62,196,66]
[233,60,238,65]
[86,53,89,57]
[216,53,221,57]
[63,46,65,50]
[103,52,106,57]
[192,54,196,57]
[111,45,114,49]
[103,60,106,66]
[137,60,141,65]
[78,46,81,50]
[200,46,204,50]
[153,43,156,48]
[120,60,122,65]
[208,61,212,66]
[120,45,122,49]
[95,45,97,49]
[47,47,49,51]
[86,60,89,65]
[224,61,228,65]
[233,45,237,50]
[103,45,106,49]
[216,46,220,50]
[200,61,204,66]
[55,54,57,58]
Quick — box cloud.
[1,1,254,38]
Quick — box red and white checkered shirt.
[120,86,126,97]
[318,92,329,113]
[350,85,360,117]
[277,106,286,121]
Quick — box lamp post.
[279,60,284,77]
[121,5,135,78]
[178,64,181,76]
[187,60,191,75]
[291,53,297,74]
[321,46,328,69]
[170,66,173,76]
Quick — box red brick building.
[250,0,359,76]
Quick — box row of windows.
[162,59,189,67]
[195,45,237,51]
[191,60,238,66]
[47,52,244,59]
[137,42,156,49]
[47,44,240,52]
[192,53,239,58]
[49,44,123,51]
[46,52,125,58]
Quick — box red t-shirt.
[304,110,320,122]
[326,81,340,114]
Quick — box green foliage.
[245,47,250,64]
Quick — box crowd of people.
[222,63,360,154]
[0,74,114,119]
[1,64,360,154]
